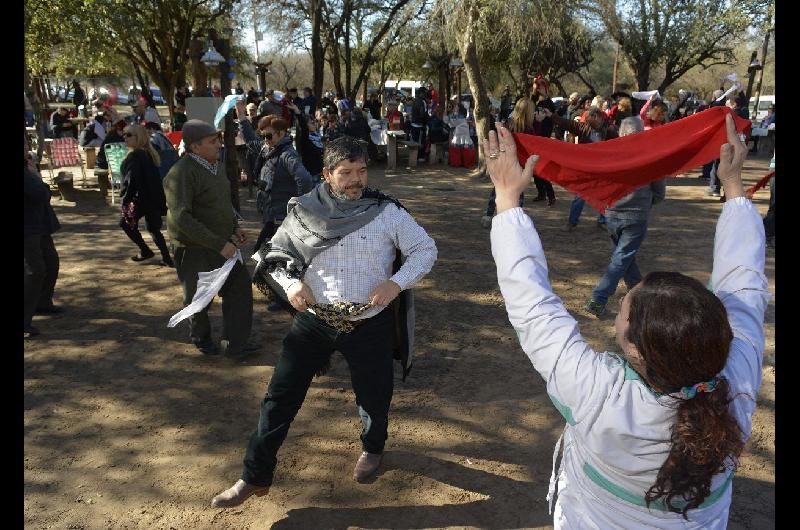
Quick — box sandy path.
[24,156,774,529]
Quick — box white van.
[384,80,423,99]
[749,95,775,121]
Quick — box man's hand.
[483,125,538,215]
[235,99,247,120]
[716,113,748,199]
[220,241,237,259]
[368,280,402,306]
[233,228,247,245]
[287,281,316,312]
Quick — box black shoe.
[35,305,64,315]
[547,197,556,207]
[131,250,156,262]
[159,257,175,267]
[193,340,219,355]
[220,340,259,360]
[24,325,41,338]
[531,196,546,202]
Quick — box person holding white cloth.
[483,115,769,528]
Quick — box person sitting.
[79,109,108,148]
[484,114,768,528]
[95,118,127,172]
[49,107,76,139]
[386,103,404,131]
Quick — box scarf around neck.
[513,106,751,212]
[256,182,405,279]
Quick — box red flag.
[513,107,752,212]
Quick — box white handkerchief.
[168,250,243,328]
[631,90,660,100]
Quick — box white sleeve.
[386,205,438,290]
[713,197,771,440]
[491,207,617,426]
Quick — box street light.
[422,60,433,71]
[201,41,225,68]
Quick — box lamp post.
[744,51,762,110]
[202,29,240,210]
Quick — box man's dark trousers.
[24,234,59,328]
[173,245,253,350]
[241,308,395,487]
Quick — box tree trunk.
[751,28,771,120]
[311,0,325,102]
[459,6,490,175]
[189,39,207,96]
[344,0,353,100]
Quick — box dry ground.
[24,154,774,529]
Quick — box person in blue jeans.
[567,196,606,228]
[586,117,666,317]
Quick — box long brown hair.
[626,272,744,518]
[508,98,535,133]
[123,124,160,166]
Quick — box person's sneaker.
[480,216,493,229]
[211,479,269,508]
[353,451,383,482]
[131,249,156,262]
[585,299,606,317]
[24,325,41,338]
[531,195,546,202]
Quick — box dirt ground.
[24,153,775,529]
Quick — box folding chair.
[104,142,128,205]
[46,137,88,187]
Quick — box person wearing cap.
[257,90,282,118]
[128,98,161,125]
[162,119,254,358]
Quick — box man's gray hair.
[619,116,644,137]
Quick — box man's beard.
[329,183,364,201]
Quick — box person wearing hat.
[162,119,254,358]
[128,98,161,125]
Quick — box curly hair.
[626,272,744,518]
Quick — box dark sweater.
[163,155,236,252]
[24,164,61,236]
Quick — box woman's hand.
[483,125,538,215]
[716,113,747,199]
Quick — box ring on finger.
[489,152,499,159]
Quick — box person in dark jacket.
[282,100,324,179]
[24,135,63,338]
[72,80,87,112]
[239,113,315,253]
[301,87,316,115]
[410,87,429,161]
[530,76,557,205]
[119,124,173,266]
[50,107,76,138]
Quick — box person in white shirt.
[483,115,768,528]
[211,136,437,508]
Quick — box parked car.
[748,95,775,121]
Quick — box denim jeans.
[568,197,606,226]
[591,216,648,305]
[486,188,524,216]
[241,308,395,487]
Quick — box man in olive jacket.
[163,120,254,358]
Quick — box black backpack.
[79,122,98,146]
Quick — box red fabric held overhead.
[512,107,752,212]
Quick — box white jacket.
[490,198,769,529]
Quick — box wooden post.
[387,133,397,170]
[612,42,620,94]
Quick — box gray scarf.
[256,182,404,278]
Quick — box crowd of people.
[24,67,773,529]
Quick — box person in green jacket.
[163,120,254,358]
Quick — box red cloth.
[512,107,752,213]
[747,169,775,196]
[165,131,183,148]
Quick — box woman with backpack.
[484,114,768,528]
[119,124,173,267]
